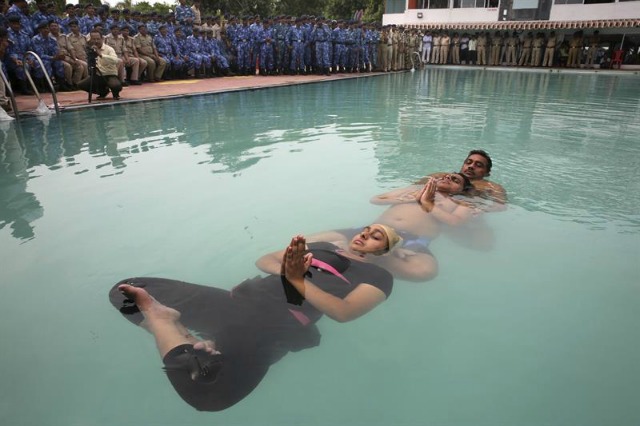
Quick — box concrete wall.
[384,1,640,25]
[550,3,640,21]
[384,8,501,25]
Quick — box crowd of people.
[416,28,606,69]
[1,0,616,106]
[0,0,395,102]
[111,150,507,410]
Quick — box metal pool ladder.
[0,51,61,121]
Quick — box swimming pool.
[0,69,638,425]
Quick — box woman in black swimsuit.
[110,224,401,411]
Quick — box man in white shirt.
[421,31,432,64]
[77,30,123,100]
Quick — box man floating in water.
[417,149,507,210]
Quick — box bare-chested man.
[418,149,507,211]
[361,172,476,281]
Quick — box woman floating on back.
[110,224,401,411]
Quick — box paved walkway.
[10,72,375,114]
[9,65,637,116]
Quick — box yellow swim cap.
[374,224,402,251]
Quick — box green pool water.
[0,69,638,426]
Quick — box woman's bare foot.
[118,284,180,324]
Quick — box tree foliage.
[324,0,366,20]
[116,0,385,22]
[134,1,173,15]
[273,0,325,16]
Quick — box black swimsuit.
[109,242,393,411]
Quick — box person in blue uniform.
[185,27,209,77]
[154,25,182,79]
[6,13,33,94]
[30,0,50,34]
[273,16,290,75]
[105,8,121,33]
[146,11,160,37]
[7,0,32,36]
[205,28,232,76]
[235,17,251,75]
[303,16,313,73]
[173,27,193,78]
[287,18,305,74]
[31,20,71,90]
[333,20,348,73]
[311,17,331,75]
[174,0,195,36]
[60,4,79,34]
[256,19,274,75]
[122,9,138,36]
[81,4,101,35]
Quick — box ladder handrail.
[410,51,423,72]
[0,65,20,121]
[23,51,60,116]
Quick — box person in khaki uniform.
[134,24,166,81]
[518,32,533,66]
[121,26,146,84]
[531,32,544,66]
[396,28,407,70]
[431,31,440,65]
[490,31,502,66]
[66,20,89,85]
[439,31,450,64]
[542,31,556,67]
[567,30,583,68]
[451,32,460,64]
[381,27,392,72]
[584,30,599,68]
[391,27,401,71]
[212,17,222,40]
[504,32,517,65]
[191,0,202,30]
[476,32,487,65]
[406,29,418,69]
[104,25,126,84]
[49,21,83,88]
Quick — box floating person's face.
[349,225,390,254]
[461,154,489,180]
[436,173,468,194]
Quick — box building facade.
[383,0,640,35]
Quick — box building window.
[452,0,498,7]
[386,0,406,13]
[429,0,450,8]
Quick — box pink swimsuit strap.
[310,258,351,284]
[288,257,351,326]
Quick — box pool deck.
[9,65,638,116]
[11,71,376,114]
